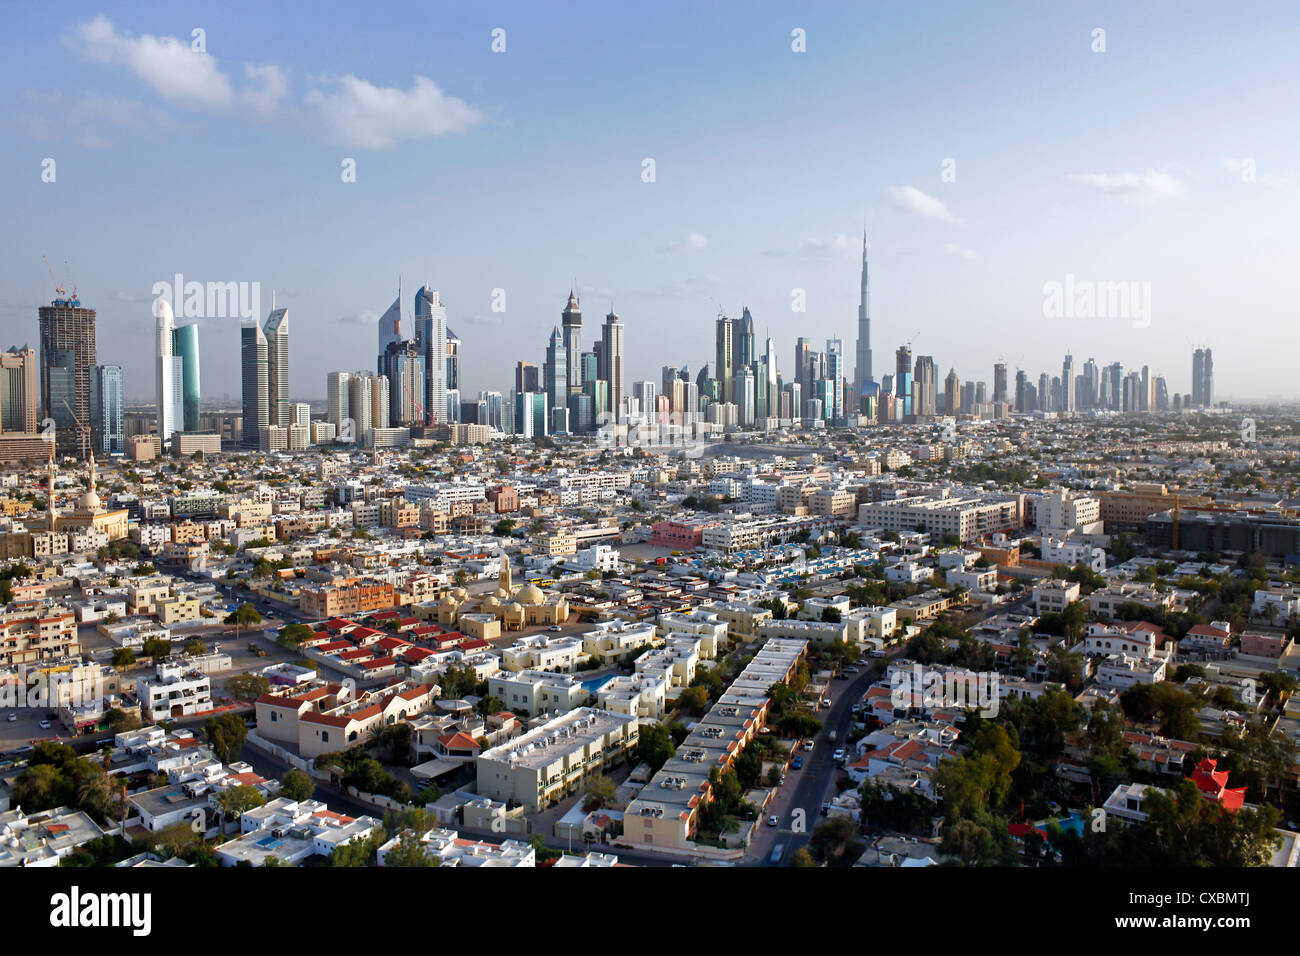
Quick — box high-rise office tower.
[1015,369,1029,413]
[1061,354,1075,412]
[1039,372,1051,412]
[155,298,183,446]
[39,293,96,458]
[446,329,460,393]
[853,227,874,398]
[327,371,351,430]
[715,313,734,404]
[895,346,913,419]
[1155,376,1169,411]
[1192,347,1214,408]
[1108,362,1123,410]
[544,326,567,417]
[415,283,447,423]
[265,305,290,428]
[515,361,539,396]
[347,374,374,438]
[738,307,756,373]
[0,346,38,434]
[1082,358,1099,411]
[174,322,201,433]
[91,364,124,456]
[597,309,625,418]
[240,319,269,447]
[377,282,402,375]
[913,354,936,418]
[1140,365,1152,412]
[562,291,583,396]
[385,341,425,426]
[794,337,813,397]
[826,338,844,421]
[992,362,1008,405]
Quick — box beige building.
[475,707,639,812]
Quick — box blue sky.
[3,1,1299,402]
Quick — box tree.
[820,606,843,623]
[476,694,506,717]
[383,831,440,867]
[141,637,172,665]
[278,622,314,648]
[204,712,250,764]
[273,769,315,803]
[224,602,262,636]
[638,722,676,772]
[676,686,709,716]
[225,673,271,700]
[807,816,864,866]
[583,773,617,812]
[217,785,266,822]
[183,639,206,656]
[110,647,136,672]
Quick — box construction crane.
[43,255,66,299]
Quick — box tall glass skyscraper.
[174,322,201,433]
[415,284,447,424]
[91,364,124,456]
[853,228,874,398]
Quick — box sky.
[3,1,1299,404]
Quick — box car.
[38,720,51,730]
[802,740,814,752]
[821,698,832,708]
[548,625,562,632]
[5,713,15,722]
[833,748,846,763]
[791,756,803,770]
[869,649,886,658]
[766,815,779,827]
[844,665,860,673]
[769,842,786,865]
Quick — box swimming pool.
[580,676,611,693]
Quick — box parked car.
[802,740,814,752]
[547,625,562,632]
[766,815,779,827]
[5,713,15,722]
[844,665,860,673]
[38,720,51,730]
[821,698,832,708]
[791,756,803,770]
[833,748,846,763]
[769,842,786,865]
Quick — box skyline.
[5,2,1300,402]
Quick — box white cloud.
[1066,170,1185,204]
[70,15,235,110]
[887,185,960,223]
[797,234,857,258]
[942,243,979,261]
[306,75,484,149]
[660,232,708,253]
[339,310,380,325]
[243,64,289,118]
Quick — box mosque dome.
[517,584,545,606]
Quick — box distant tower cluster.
[241,300,288,450]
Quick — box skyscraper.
[240,319,268,448]
[327,371,350,431]
[155,299,183,446]
[562,291,583,396]
[39,293,96,458]
[265,305,290,428]
[377,283,402,375]
[0,346,38,434]
[895,346,913,419]
[1061,354,1075,412]
[853,227,873,398]
[544,326,567,417]
[174,322,201,433]
[1192,347,1214,408]
[715,313,734,404]
[598,309,625,417]
[515,361,539,397]
[992,363,1008,405]
[91,364,124,456]
[415,284,447,423]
